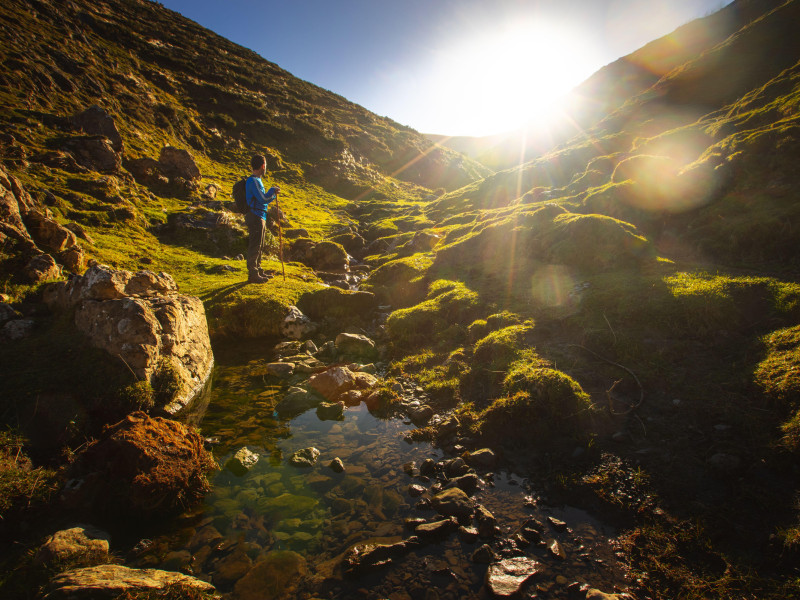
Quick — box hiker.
[245,154,280,284]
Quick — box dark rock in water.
[415,518,458,539]
[233,550,306,600]
[408,484,426,497]
[212,547,252,587]
[308,366,357,401]
[444,457,470,478]
[548,516,568,532]
[419,458,436,476]
[266,362,295,378]
[226,447,260,476]
[408,404,434,426]
[465,448,498,469]
[289,447,320,468]
[45,565,215,599]
[432,487,473,519]
[484,557,545,597]
[275,387,320,418]
[35,526,110,568]
[446,473,480,495]
[707,452,741,472]
[475,504,498,538]
[317,401,345,421]
[415,497,433,511]
[471,543,497,564]
[549,539,567,560]
[458,526,479,543]
[343,537,422,576]
[328,457,345,473]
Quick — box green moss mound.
[386,279,481,347]
[473,322,534,372]
[361,253,432,308]
[754,325,800,452]
[469,365,595,451]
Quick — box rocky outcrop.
[45,564,215,599]
[158,146,201,182]
[44,263,213,414]
[71,411,216,514]
[61,136,121,173]
[72,105,123,153]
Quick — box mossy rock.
[386,279,481,347]
[473,323,534,372]
[360,253,432,308]
[297,286,377,321]
[754,325,800,452]
[472,366,596,450]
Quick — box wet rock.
[335,332,377,360]
[343,537,421,576]
[408,484,426,497]
[289,447,320,468]
[415,518,458,539]
[160,550,191,571]
[188,525,223,552]
[226,447,260,476]
[465,448,498,469]
[212,547,252,586]
[309,366,357,401]
[25,253,61,282]
[446,473,480,495]
[317,401,345,421]
[471,543,497,564]
[409,404,434,426]
[549,540,567,560]
[45,565,215,599]
[444,457,470,478]
[485,557,545,597]
[281,305,316,340]
[233,550,306,600]
[275,387,320,417]
[432,487,473,519]
[586,589,632,600]
[475,505,498,538]
[548,516,568,532]
[328,457,345,473]
[339,389,365,407]
[419,458,436,477]
[458,526,479,543]
[35,526,110,568]
[265,362,294,378]
[71,412,215,515]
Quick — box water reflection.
[135,342,626,599]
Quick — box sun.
[423,19,598,136]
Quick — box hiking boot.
[248,272,271,284]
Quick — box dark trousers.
[245,211,265,276]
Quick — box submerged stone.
[328,457,345,473]
[226,446,259,476]
[233,550,307,600]
[432,487,473,519]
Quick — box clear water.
[132,341,628,599]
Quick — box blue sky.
[157,0,733,136]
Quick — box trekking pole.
[275,191,286,282]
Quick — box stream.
[128,339,628,599]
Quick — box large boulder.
[62,136,121,173]
[24,209,79,253]
[24,253,61,283]
[44,264,213,414]
[72,105,123,153]
[71,412,216,515]
[158,146,201,182]
[45,564,215,599]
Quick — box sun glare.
[425,19,597,136]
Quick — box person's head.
[251,154,266,175]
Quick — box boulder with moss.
[69,412,216,515]
[44,263,213,414]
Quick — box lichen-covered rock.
[35,526,110,568]
[431,487,473,519]
[44,264,212,414]
[72,412,216,515]
[24,253,61,282]
[45,564,215,599]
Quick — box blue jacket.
[245,176,278,220]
